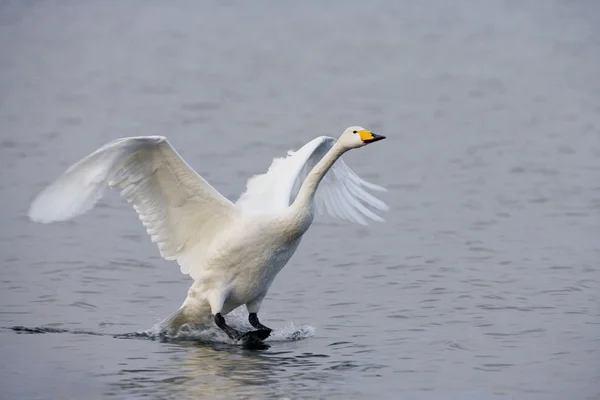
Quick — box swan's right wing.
[29,136,237,277]
[236,137,330,212]
[237,136,388,224]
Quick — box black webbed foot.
[215,313,271,346]
[249,313,272,334]
[214,312,241,340]
[240,329,271,349]
[242,329,271,341]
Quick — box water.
[1,1,599,399]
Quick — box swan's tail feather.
[155,302,212,334]
[158,307,193,333]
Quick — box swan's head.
[338,126,386,149]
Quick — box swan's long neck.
[290,142,347,214]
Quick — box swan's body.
[29,127,387,340]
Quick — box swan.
[28,126,387,342]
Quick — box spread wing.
[29,136,238,277]
[236,136,388,224]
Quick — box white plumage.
[28,126,387,340]
[236,136,387,224]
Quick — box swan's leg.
[249,313,272,332]
[208,287,242,340]
[246,296,272,334]
[214,313,241,340]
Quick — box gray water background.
[1,1,599,399]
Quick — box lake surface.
[1,1,599,399]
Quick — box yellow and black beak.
[358,130,386,143]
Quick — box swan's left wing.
[236,136,388,224]
[28,136,238,279]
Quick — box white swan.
[28,126,387,342]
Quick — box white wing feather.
[28,136,237,276]
[237,136,388,224]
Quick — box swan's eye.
[353,130,357,134]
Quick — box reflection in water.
[98,315,333,399]
[182,345,328,399]
[106,342,339,399]
[103,320,385,399]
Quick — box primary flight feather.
[28,126,387,342]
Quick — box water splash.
[7,319,315,346]
[269,322,315,342]
[118,320,315,345]
[141,308,316,344]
